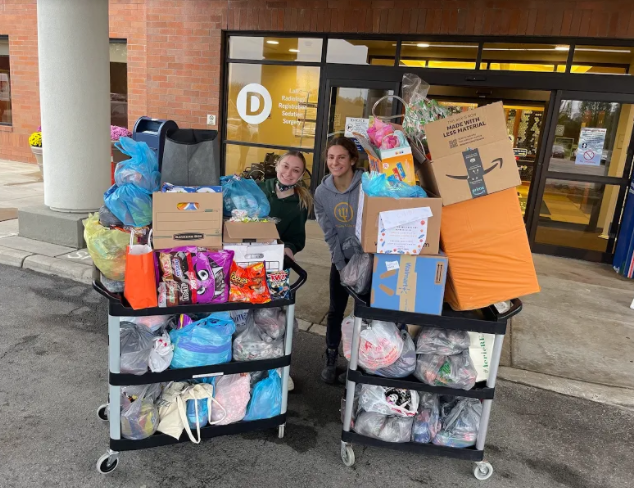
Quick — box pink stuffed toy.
[367,119,395,148]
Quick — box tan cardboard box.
[355,189,442,255]
[423,101,521,206]
[152,192,223,249]
[223,221,280,243]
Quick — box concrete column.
[37,0,110,212]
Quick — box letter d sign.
[237,83,272,125]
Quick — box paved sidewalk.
[1,159,634,409]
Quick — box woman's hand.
[284,247,295,260]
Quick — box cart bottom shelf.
[111,414,286,451]
[341,430,485,462]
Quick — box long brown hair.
[324,136,360,168]
[277,151,313,211]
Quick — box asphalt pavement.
[0,265,633,488]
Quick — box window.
[327,39,396,65]
[571,45,632,75]
[110,40,128,127]
[225,144,314,184]
[400,42,478,69]
[229,36,322,63]
[482,43,570,72]
[0,37,11,125]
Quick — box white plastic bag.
[120,321,155,375]
[359,384,419,417]
[122,315,172,333]
[468,332,495,382]
[353,411,413,443]
[342,316,403,370]
[415,327,471,355]
[254,308,286,341]
[367,330,416,378]
[233,313,284,361]
[414,351,477,390]
[149,332,174,372]
[211,373,251,425]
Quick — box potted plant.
[29,126,43,177]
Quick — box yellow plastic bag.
[83,213,130,281]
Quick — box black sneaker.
[337,371,348,385]
[321,348,338,384]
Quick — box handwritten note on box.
[377,207,433,255]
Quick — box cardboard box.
[423,102,521,206]
[353,132,416,185]
[222,221,285,271]
[355,189,442,255]
[152,191,223,249]
[371,253,447,315]
[441,188,540,311]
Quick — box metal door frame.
[527,90,634,262]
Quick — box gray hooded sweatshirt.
[314,169,364,271]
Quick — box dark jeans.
[326,264,350,350]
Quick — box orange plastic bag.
[441,189,540,311]
[124,230,158,310]
[229,262,271,304]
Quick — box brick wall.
[2,0,634,163]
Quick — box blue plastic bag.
[186,397,209,429]
[169,312,236,369]
[220,175,271,218]
[362,171,427,198]
[114,137,161,193]
[104,184,153,227]
[243,369,282,421]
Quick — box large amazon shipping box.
[422,101,521,206]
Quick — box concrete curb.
[21,254,93,285]
[0,245,33,267]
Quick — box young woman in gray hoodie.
[314,137,364,384]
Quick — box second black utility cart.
[340,290,522,481]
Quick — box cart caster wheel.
[278,424,285,439]
[473,461,493,481]
[97,404,109,422]
[341,444,355,467]
[96,452,119,474]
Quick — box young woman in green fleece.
[258,151,313,391]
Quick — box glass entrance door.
[529,92,634,261]
[315,78,400,185]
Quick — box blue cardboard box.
[371,253,447,315]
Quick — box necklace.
[276,180,297,192]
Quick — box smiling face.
[276,155,305,186]
[327,145,356,177]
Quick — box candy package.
[194,250,234,304]
[266,269,291,300]
[358,384,419,417]
[229,262,271,304]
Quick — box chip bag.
[266,269,291,300]
[229,262,271,304]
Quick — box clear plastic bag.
[220,175,271,218]
[243,370,282,421]
[414,351,477,390]
[84,213,129,281]
[358,384,419,417]
[340,253,373,295]
[123,315,172,333]
[114,137,161,193]
[229,309,251,335]
[415,327,471,356]
[169,312,235,369]
[121,385,160,440]
[342,316,404,370]
[233,313,284,361]
[361,171,427,199]
[103,183,153,228]
[211,373,251,425]
[101,273,124,293]
[149,332,173,372]
[353,411,413,443]
[120,321,155,375]
[254,308,286,341]
[367,330,416,378]
[411,393,441,444]
[433,398,482,448]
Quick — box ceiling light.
[289,48,300,53]
[266,40,279,45]
[554,46,570,51]
[417,43,430,48]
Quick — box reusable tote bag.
[124,230,158,309]
[161,129,220,187]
